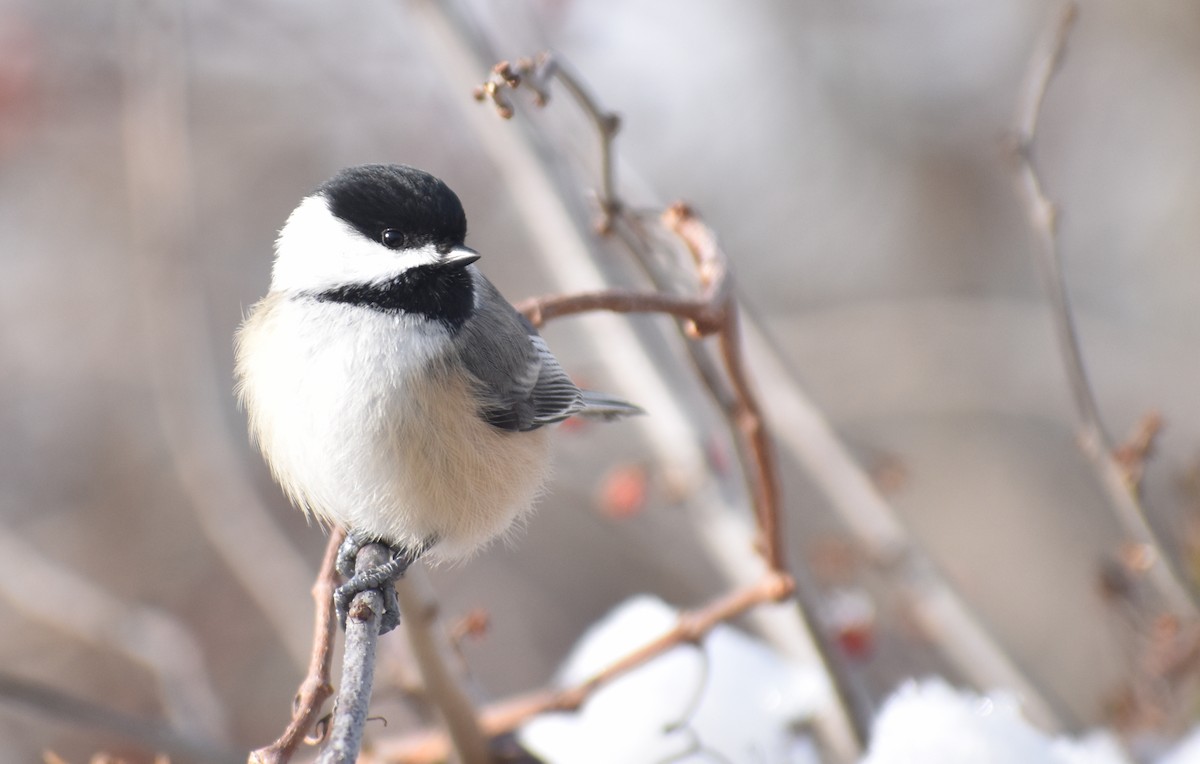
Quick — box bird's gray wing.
[454,275,584,432]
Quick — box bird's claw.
[334,574,401,634]
[333,532,418,635]
[335,530,371,580]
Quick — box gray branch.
[317,543,390,764]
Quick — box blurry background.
[1,0,1199,761]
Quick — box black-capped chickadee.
[235,164,641,632]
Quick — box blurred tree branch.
[118,0,314,666]
[1009,0,1199,618]
[0,672,239,764]
[393,574,491,764]
[0,523,231,753]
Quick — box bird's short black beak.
[442,246,480,268]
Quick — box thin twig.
[520,289,722,333]
[1113,410,1165,491]
[376,572,795,764]
[475,53,622,228]
[1012,2,1095,445]
[663,205,783,571]
[317,543,390,764]
[250,529,343,764]
[529,53,622,228]
[1010,1,1199,616]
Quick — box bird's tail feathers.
[578,391,644,420]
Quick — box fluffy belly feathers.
[235,295,551,560]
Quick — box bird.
[235,163,642,632]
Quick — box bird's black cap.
[318,164,467,253]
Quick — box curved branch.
[518,289,722,335]
[118,0,313,668]
[475,53,622,227]
[661,205,782,571]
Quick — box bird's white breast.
[235,293,551,560]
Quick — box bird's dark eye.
[381,229,404,249]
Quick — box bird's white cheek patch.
[270,194,445,294]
